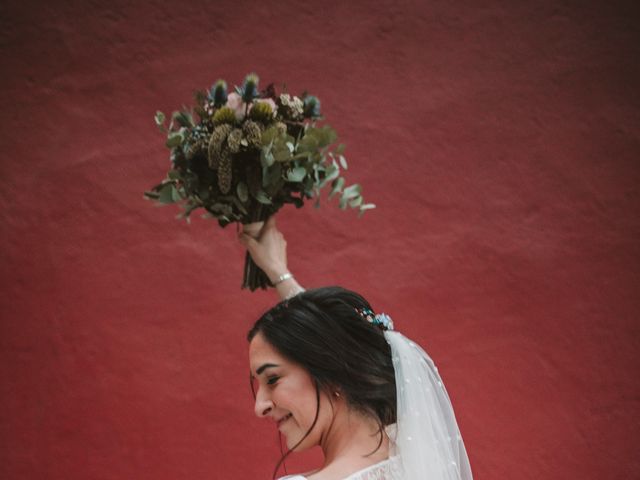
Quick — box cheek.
[287,394,334,451]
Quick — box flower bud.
[210,80,228,107]
[240,73,260,103]
[303,95,321,118]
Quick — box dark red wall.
[1,1,638,479]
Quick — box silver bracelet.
[273,272,293,285]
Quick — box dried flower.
[227,128,243,153]
[208,124,233,168]
[217,149,232,193]
[243,120,263,148]
[279,93,304,120]
[213,107,236,125]
[274,122,287,135]
[249,101,275,123]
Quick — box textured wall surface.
[1,0,639,479]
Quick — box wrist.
[272,272,293,285]
[265,265,288,283]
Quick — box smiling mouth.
[277,413,293,427]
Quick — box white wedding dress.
[278,456,402,480]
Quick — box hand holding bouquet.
[145,73,374,290]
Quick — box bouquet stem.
[241,208,273,291]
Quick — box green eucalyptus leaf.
[261,149,275,168]
[318,164,339,188]
[341,183,362,200]
[230,196,248,214]
[237,182,249,202]
[255,190,272,205]
[339,155,348,170]
[297,134,319,153]
[287,166,307,182]
[261,127,278,146]
[348,195,363,208]
[263,163,282,188]
[358,203,376,217]
[329,177,345,199]
[166,130,185,148]
[303,176,314,191]
[155,111,166,126]
[315,125,337,148]
[158,184,174,204]
[171,185,183,202]
[273,145,292,162]
[172,110,194,128]
[144,190,160,200]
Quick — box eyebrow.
[256,363,279,375]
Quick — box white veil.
[384,330,473,480]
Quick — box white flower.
[279,94,304,117]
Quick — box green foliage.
[155,111,166,133]
[172,110,194,128]
[147,73,375,226]
[236,182,249,203]
[165,129,186,148]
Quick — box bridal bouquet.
[145,73,374,290]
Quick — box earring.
[333,391,341,399]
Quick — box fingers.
[238,232,257,249]
[264,215,277,230]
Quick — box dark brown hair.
[248,286,397,477]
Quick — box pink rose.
[226,92,247,121]
[226,93,278,121]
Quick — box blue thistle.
[303,95,321,118]
[209,80,228,107]
[239,73,260,103]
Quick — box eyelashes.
[267,375,280,386]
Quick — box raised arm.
[238,216,305,300]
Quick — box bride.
[240,217,473,480]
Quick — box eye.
[267,375,280,386]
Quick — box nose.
[254,387,274,418]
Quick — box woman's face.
[249,332,334,451]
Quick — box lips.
[277,413,293,427]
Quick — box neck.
[319,406,390,468]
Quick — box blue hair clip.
[358,308,394,331]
